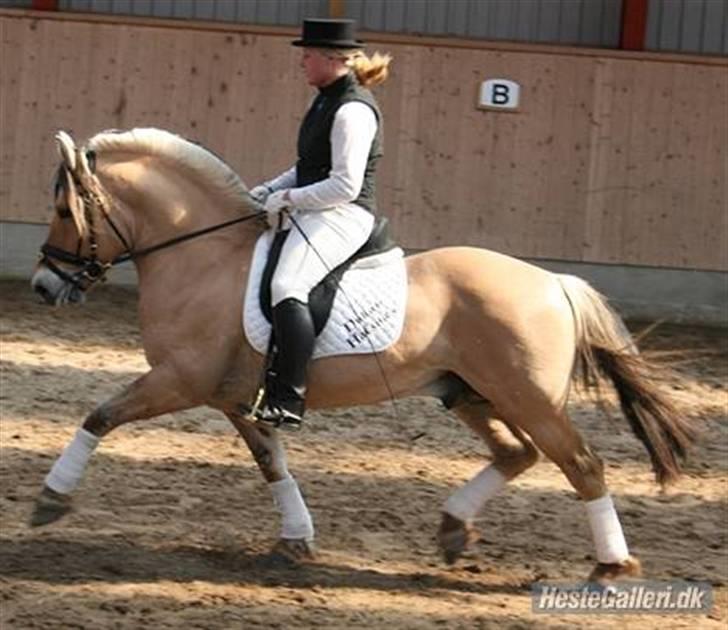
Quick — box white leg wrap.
[269,476,314,541]
[585,494,630,564]
[45,428,100,494]
[443,465,507,522]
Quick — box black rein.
[111,212,264,265]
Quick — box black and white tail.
[557,275,697,485]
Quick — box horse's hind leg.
[226,412,315,563]
[30,366,193,526]
[519,408,641,583]
[438,399,538,564]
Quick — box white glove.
[263,189,291,228]
[249,184,272,203]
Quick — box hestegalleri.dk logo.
[532,581,713,614]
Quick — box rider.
[249,19,391,430]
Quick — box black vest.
[296,73,382,212]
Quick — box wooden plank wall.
[1,11,726,270]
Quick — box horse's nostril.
[35,284,55,305]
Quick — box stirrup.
[256,406,303,432]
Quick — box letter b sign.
[479,79,520,111]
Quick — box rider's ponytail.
[326,49,393,87]
[346,51,392,87]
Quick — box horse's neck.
[131,207,258,302]
[131,220,257,365]
[101,161,257,314]
[135,228,256,284]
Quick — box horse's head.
[32,131,132,305]
[33,128,263,306]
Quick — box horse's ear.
[55,131,77,172]
[59,165,87,236]
[76,147,94,179]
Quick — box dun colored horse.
[31,128,695,582]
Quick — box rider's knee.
[271,278,308,307]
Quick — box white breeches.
[270,203,375,306]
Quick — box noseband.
[40,160,264,292]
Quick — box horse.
[30,128,695,582]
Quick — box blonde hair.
[325,49,392,87]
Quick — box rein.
[110,213,263,265]
[40,167,264,291]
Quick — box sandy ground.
[0,277,726,629]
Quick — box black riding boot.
[259,298,315,430]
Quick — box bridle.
[39,161,264,292]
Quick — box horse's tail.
[557,274,696,486]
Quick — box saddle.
[259,216,396,335]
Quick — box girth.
[259,216,396,335]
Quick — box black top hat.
[292,19,364,49]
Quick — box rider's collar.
[319,72,354,97]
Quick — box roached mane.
[86,128,250,203]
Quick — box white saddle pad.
[243,232,408,359]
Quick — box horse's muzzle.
[31,268,85,306]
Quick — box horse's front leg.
[226,412,315,563]
[31,366,194,526]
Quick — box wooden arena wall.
[1,10,726,271]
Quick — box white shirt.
[264,101,378,210]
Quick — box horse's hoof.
[587,555,642,584]
[437,512,480,565]
[268,538,317,566]
[29,486,73,527]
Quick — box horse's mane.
[86,128,249,203]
